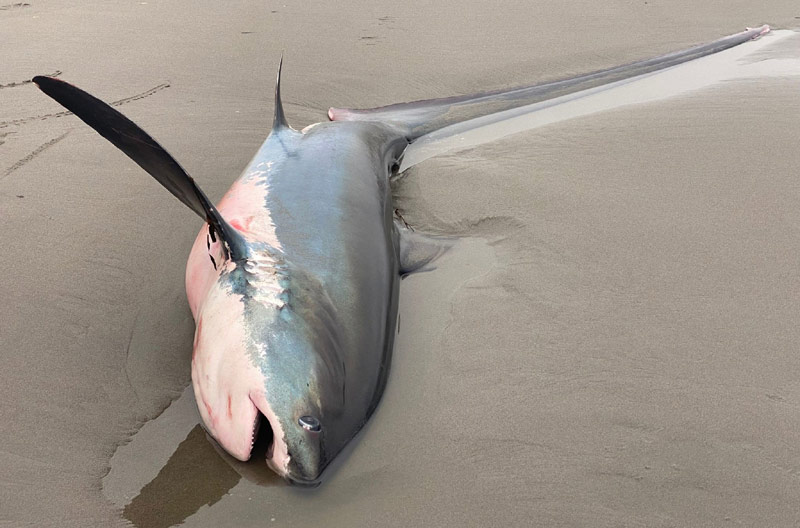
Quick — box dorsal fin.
[33,76,247,261]
[272,55,289,131]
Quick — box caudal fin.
[328,25,770,139]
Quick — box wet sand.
[3,1,800,527]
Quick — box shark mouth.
[247,411,274,460]
[249,411,272,453]
[249,392,291,476]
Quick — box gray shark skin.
[33,25,768,486]
[215,119,409,483]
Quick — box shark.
[33,24,769,486]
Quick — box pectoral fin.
[394,220,454,275]
[33,76,246,261]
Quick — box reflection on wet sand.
[123,422,283,528]
[105,383,284,527]
[123,425,240,528]
[209,419,286,488]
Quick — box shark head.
[189,249,347,486]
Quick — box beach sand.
[2,1,800,526]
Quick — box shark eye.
[298,415,321,432]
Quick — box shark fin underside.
[33,76,246,261]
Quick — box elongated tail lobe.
[329,25,770,139]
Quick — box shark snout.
[285,455,325,487]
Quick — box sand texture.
[2,1,800,527]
